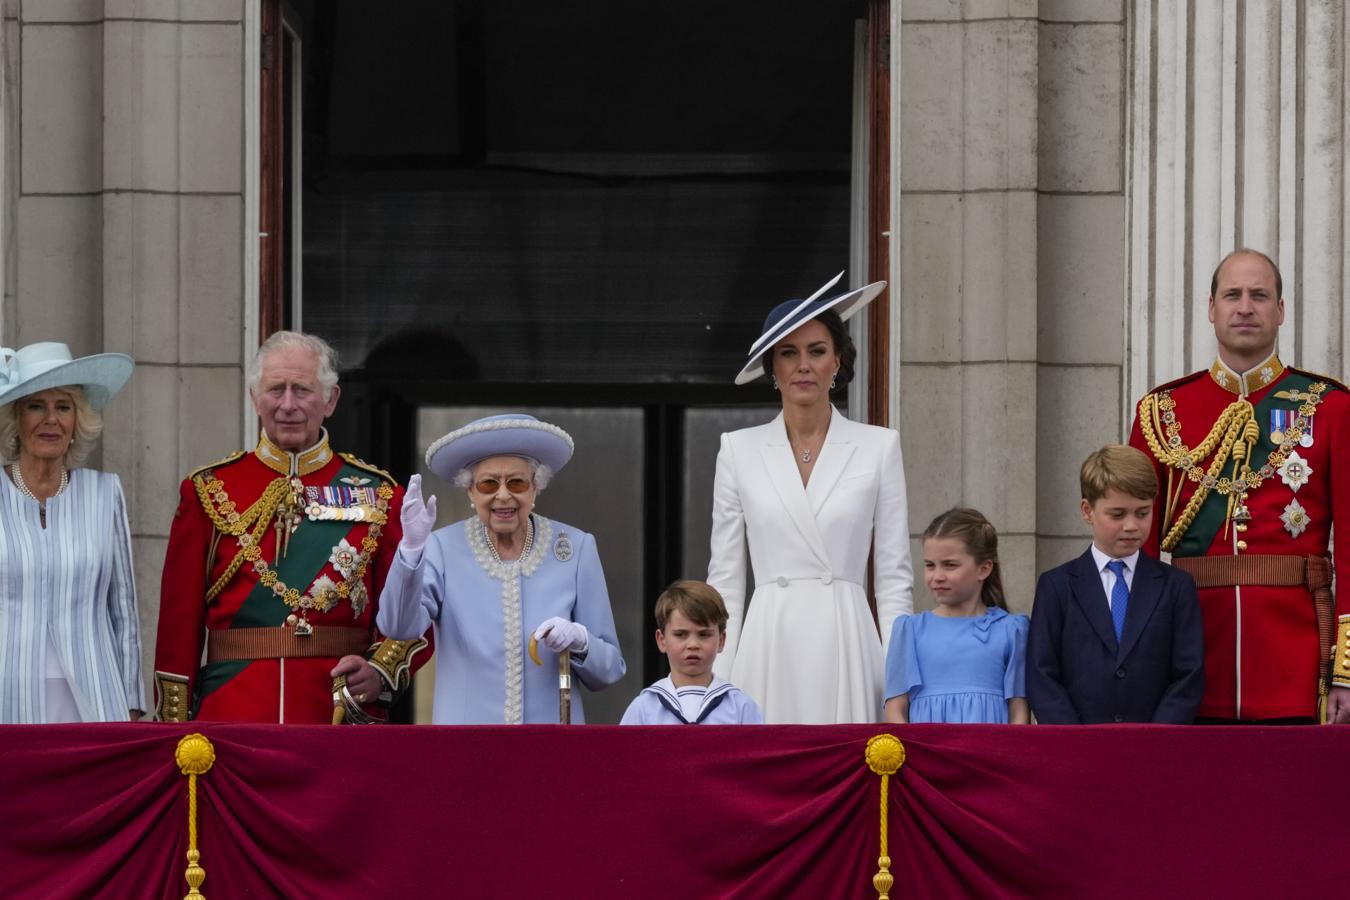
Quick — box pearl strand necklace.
[10,463,68,508]
[481,516,535,565]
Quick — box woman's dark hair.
[922,507,1007,610]
[760,308,857,389]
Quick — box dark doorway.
[285,0,866,720]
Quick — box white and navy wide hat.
[734,272,887,385]
[426,414,575,480]
[0,341,134,410]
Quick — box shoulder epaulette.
[1144,369,1207,397]
[339,452,399,486]
[1287,366,1350,393]
[186,449,247,482]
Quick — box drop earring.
[771,375,780,392]
[830,373,837,390]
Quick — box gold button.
[1236,540,1248,551]
[1236,523,1248,532]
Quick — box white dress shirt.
[1090,544,1140,611]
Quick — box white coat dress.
[707,407,912,723]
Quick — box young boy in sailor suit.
[621,580,763,725]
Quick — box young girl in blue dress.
[883,508,1029,724]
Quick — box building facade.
[2,0,1346,716]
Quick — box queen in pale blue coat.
[0,341,143,723]
[376,415,626,724]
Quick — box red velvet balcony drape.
[0,723,1341,899]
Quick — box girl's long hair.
[922,507,1006,610]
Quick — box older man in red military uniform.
[1129,249,1350,723]
[154,331,427,723]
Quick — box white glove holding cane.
[534,617,589,657]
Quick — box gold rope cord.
[1137,393,1253,551]
[865,734,906,900]
[1138,385,1327,551]
[196,476,290,602]
[175,734,216,899]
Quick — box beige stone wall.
[1127,0,1350,399]
[3,0,247,701]
[898,1,1127,612]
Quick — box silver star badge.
[1277,450,1312,492]
[1280,498,1310,538]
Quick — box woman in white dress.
[708,274,913,723]
[0,342,142,723]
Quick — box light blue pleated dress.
[884,607,1028,723]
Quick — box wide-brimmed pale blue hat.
[0,341,134,410]
[734,272,887,385]
[426,414,575,479]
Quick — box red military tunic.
[153,431,424,723]
[1129,354,1350,720]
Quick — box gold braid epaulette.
[339,453,400,488]
[185,450,246,482]
[1137,383,1328,551]
[193,471,291,603]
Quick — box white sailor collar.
[643,675,736,724]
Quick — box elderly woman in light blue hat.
[0,341,144,723]
[707,273,914,724]
[376,414,626,723]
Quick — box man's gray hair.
[248,331,340,402]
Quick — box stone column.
[1127,0,1350,407]
[12,0,247,699]
[898,2,1041,609]
[1034,2,1128,574]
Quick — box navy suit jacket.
[1027,548,1204,724]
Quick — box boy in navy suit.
[1028,445,1205,723]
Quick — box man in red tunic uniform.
[1129,249,1350,723]
[154,331,427,723]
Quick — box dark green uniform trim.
[1174,371,1319,558]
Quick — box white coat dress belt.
[769,574,858,588]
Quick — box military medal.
[1277,450,1312,491]
[1269,409,1290,445]
[304,485,383,522]
[1300,417,1314,448]
[1280,498,1310,538]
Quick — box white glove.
[398,474,438,564]
[533,617,589,656]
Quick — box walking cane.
[528,635,572,724]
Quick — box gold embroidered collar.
[254,429,333,476]
[1208,352,1284,396]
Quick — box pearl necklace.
[481,516,535,565]
[10,464,68,508]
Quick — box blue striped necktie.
[1106,559,1129,642]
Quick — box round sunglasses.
[474,476,533,495]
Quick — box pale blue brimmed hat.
[426,414,575,480]
[734,272,887,385]
[0,341,134,410]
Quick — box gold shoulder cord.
[1137,384,1328,550]
[1136,392,1250,549]
[193,473,291,602]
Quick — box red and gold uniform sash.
[1130,354,1350,720]
[153,432,428,723]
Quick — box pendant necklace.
[800,448,812,464]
